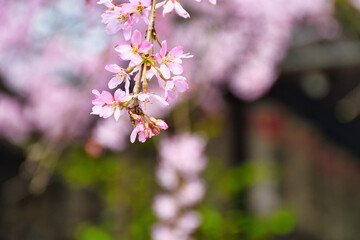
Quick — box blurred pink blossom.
[153,133,207,240]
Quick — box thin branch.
[133,0,157,94]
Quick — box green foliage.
[75,224,113,240]
[58,148,119,187]
[197,157,295,240]
[58,147,295,240]
[58,147,156,240]
[335,0,360,38]
[269,210,296,235]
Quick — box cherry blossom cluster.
[152,133,207,240]
[92,0,215,143]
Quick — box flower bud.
[156,119,168,130]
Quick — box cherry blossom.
[105,64,130,93]
[93,0,214,144]
[115,30,152,65]
[153,133,208,240]
[153,194,178,220]
[100,6,134,39]
[123,0,151,25]
[137,92,169,107]
[155,40,192,79]
[157,0,190,18]
[91,89,128,120]
[125,92,169,107]
[164,76,189,101]
[130,122,148,143]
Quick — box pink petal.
[150,94,169,107]
[141,0,151,6]
[160,64,171,79]
[130,54,143,65]
[138,132,146,142]
[168,63,183,75]
[97,0,115,8]
[123,3,137,13]
[129,0,138,5]
[115,44,132,54]
[165,81,174,92]
[123,26,132,41]
[119,51,135,61]
[157,120,168,130]
[101,91,114,104]
[155,53,162,64]
[114,89,125,102]
[160,40,167,58]
[122,95,134,102]
[105,64,122,73]
[169,46,183,57]
[138,41,152,53]
[92,89,100,96]
[142,11,150,25]
[131,30,142,47]
[106,21,122,35]
[102,106,114,118]
[91,105,102,115]
[163,1,175,15]
[156,74,166,89]
[175,79,189,92]
[130,128,138,143]
[137,93,149,102]
[156,1,166,8]
[125,79,130,95]
[101,12,118,24]
[174,2,190,18]
[108,77,121,89]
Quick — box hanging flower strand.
[92,0,216,143]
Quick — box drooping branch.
[133,0,157,94]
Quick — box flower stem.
[133,0,157,94]
[148,60,168,81]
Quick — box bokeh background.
[1,0,360,239]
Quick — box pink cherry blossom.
[100,6,134,39]
[115,30,152,65]
[156,164,179,190]
[126,92,169,108]
[154,119,168,129]
[105,64,130,93]
[157,0,190,18]
[164,76,189,101]
[153,194,178,220]
[93,117,132,151]
[152,224,178,240]
[91,89,128,120]
[155,40,192,79]
[176,211,201,234]
[159,133,207,176]
[153,133,208,240]
[123,0,151,25]
[130,122,151,143]
[149,118,168,136]
[176,179,205,207]
[137,92,169,107]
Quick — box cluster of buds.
[92,0,215,143]
[152,133,207,240]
